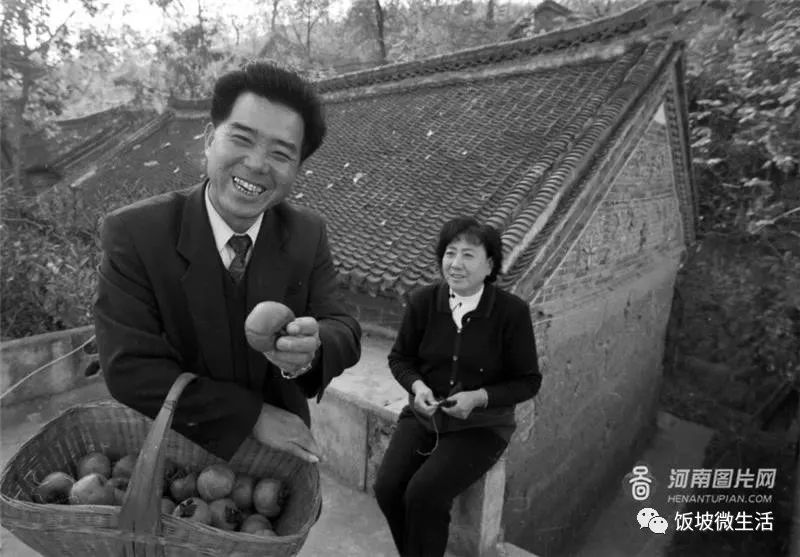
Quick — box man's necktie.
[227,234,252,284]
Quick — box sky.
[49,0,355,41]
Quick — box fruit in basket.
[173,497,212,524]
[240,513,272,534]
[231,474,255,510]
[163,459,180,481]
[108,476,129,505]
[253,528,277,537]
[163,459,183,495]
[69,473,115,505]
[170,470,197,502]
[77,452,111,479]
[209,497,243,531]
[35,471,75,504]
[112,454,138,479]
[197,464,235,501]
[161,497,176,514]
[253,478,285,518]
[245,301,295,352]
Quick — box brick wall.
[342,289,405,333]
[531,117,684,306]
[505,110,688,554]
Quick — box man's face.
[205,92,305,232]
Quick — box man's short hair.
[435,216,504,283]
[210,61,327,162]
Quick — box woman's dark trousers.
[373,413,508,557]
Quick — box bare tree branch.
[34,11,76,55]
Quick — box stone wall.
[505,114,687,554]
[343,290,405,333]
[0,326,99,407]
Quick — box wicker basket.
[0,373,321,556]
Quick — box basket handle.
[118,372,197,557]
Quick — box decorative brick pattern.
[664,73,697,244]
[533,115,682,305]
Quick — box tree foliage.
[0,0,112,191]
[686,0,799,236]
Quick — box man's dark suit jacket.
[94,182,362,460]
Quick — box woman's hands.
[411,380,438,417]
[441,389,488,420]
[411,381,489,420]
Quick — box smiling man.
[94,62,361,463]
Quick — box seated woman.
[374,216,543,557]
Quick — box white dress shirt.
[205,185,263,268]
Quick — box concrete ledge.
[310,389,369,490]
[449,455,506,557]
[0,326,99,406]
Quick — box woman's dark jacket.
[388,281,542,440]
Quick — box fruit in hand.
[35,472,75,504]
[245,301,295,352]
[231,474,255,511]
[77,452,111,479]
[253,478,285,518]
[209,497,243,531]
[197,464,235,501]
[240,513,272,534]
[69,473,115,505]
[172,497,212,524]
[112,455,137,479]
[170,470,197,502]
[108,477,129,505]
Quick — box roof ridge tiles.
[49,111,174,191]
[500,40,679,284]
[314,0,684,95]
[487,45,643,237]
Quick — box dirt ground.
[659,230,799,556]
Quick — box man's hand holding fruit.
[268,317,321,379]
[245,301,321,379]
[245,301,323,463]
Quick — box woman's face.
[441,236,492,297]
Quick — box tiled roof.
[298,50,649,295]
[57,0,693,300]
[25,108,155,174]
[66,114,206,211]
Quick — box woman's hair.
[435,216,503,283]
[210,61,326,162]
